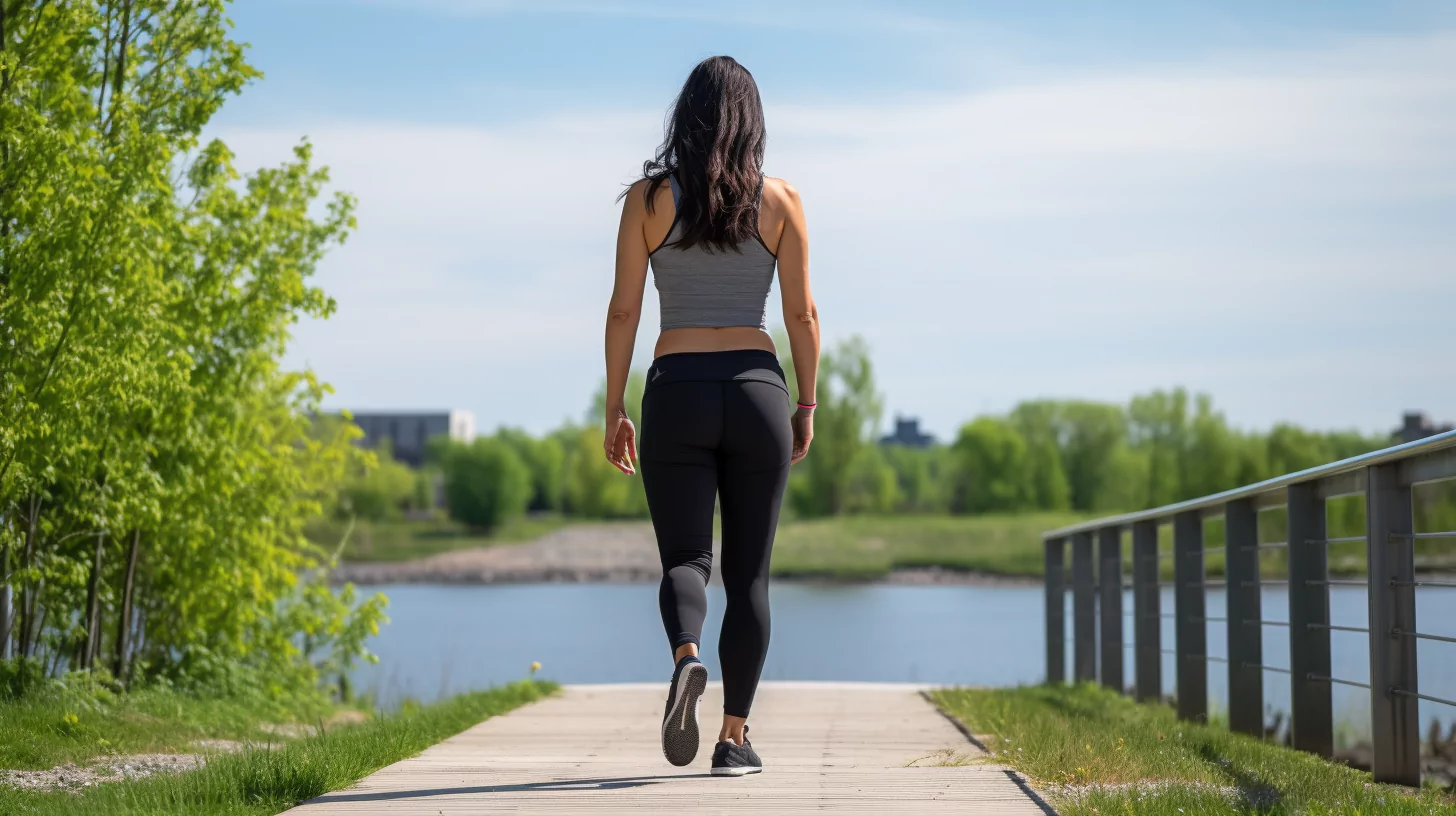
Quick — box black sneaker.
[710,726,763,776]
[661,655,707,766]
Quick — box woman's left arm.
[603,181,651,474]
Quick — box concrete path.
[285,682,1055,815]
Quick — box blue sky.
[219,1,1456,439]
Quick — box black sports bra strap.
[668,175,682,213]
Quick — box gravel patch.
[332,523,663,585]
[1,753,209,793]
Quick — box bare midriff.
[654,326,776,359]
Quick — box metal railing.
[1042,429,1456,788]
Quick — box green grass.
[770,513,1088,579]
[0,680,555,815]
[0,672,343,770]
[933,683,1456,814]
[308,514,569,563]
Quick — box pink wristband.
[797,401,817,410]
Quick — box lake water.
[352,583,1456,742]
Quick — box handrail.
[1043,426,1456,790]
[1043,429,1456,539]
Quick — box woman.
[602,55,819,776]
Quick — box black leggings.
[639,350,792,719]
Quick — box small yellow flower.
[530,661,542,675]
[62,712,79,728]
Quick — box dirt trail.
[331,523,666,585]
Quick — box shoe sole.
[662,662,707,767]
[711,766,763,776]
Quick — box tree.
[561,426,642,518]
[1009,402,1071,511]
[882,445,953,513]
[0,2,383,691]
[789,336,881,516]
[1128,389,1192,508]
[496,428,565,513]
[950,418,1033,513]
[843,445,901,514]
[1053,401,1135,512]
[338,441,417,522]
[441,439,532,531]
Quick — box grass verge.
[0,679,555,815]
[309,514,569,562]
[932,683,1456,814]
[770,513,1087,579]
[0,672,339,769]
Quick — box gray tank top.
[649,175,777,330]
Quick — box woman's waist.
[653,326,775,356]
[646,343,787,392]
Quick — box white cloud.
[220,31,1456,436]
[353,0,966,34]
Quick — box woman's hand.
[604,407,637,475]
[790,406,814,464]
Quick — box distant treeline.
[337,337,1441,533]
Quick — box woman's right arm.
[603,181,651,474]
[775,181,818,464]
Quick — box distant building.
[1395,411,1455,444]
[880,416,935,448]
[349,411,476,466]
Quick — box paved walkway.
[285,682,1054,815]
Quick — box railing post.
[1224,498,1263,738]
[1045,537,1065,684]
[1098,527,1124,693]
[1072,532,1096,683]
[1173,511,1206,721]
[1132,520,1161,702]
[1287,481,1332,757]
[1366,463,1419,785]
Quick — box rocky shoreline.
[328,523,1039,588]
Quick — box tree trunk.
[18,493,39,659]
[113,530,140,683]
[0,582,10,660]
[31,604,46,670]
[81,531,106,670]
[1,519,10,659]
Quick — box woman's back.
[636,174,801,358]
[649,175,776,331]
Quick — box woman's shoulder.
[622,177,675,216]
[761,175,802,210]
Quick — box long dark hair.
[635,56,765,252]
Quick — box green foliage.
[336,440,418,522]
[933,684,1456,815]
[841,445,900,514]
[496,428,565,512]
[1008,403,1072,511]
[881,445,954,513]
[440,439,533,531]
[955,388,1389,517]
[0,1,382,696]
[951,417,1034,513]
[561,425,647,518]
[788,336,882,517]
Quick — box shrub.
[441,439,533,531]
